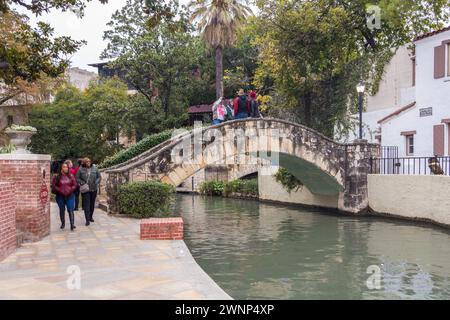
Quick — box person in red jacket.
[233,89,250,119]
[52,161,78,231]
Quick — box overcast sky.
[17,0,255,74]
[14,1,126,73]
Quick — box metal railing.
[370,156,450,176]
[381,146,398,158]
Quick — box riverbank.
[0,203,231,300]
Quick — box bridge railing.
[370,156,450,176]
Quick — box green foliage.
[0,10,84,105]
[199,180,225,196]
[99,129,174,169]
[200,179,258,197]
[274,167,303,194]
[0,0,108,16]
[0,143,16,154]
[29,79,129,163]
[102,0,206,115]
[117,181,175,218]
[251,0,450,137]
[223,179,258,197]
[125,93,190,139]
[85,77,130,143]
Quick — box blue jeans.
[235,112,248,120]
[212,119,223,125]
[56,194,75,215]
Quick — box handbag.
[80,170,91,194]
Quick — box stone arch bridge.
[103,118,379,214]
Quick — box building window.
[406,135,414,156]
[7,115,13,126]
[412,57,416,86]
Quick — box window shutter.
[434,45,446,79]
[434,124,445,156]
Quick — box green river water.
[176,194,450,300]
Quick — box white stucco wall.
[366,46,415,112]
[258,166,339,209]
[368,174,450,226]
[415,30,450,112]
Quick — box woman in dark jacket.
[52,161,78,231]
[76,157,102,226]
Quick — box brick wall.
[0,181,17,261]
[0,154,51,242]
[140,217,184,240]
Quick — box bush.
[99,130,174,169]
[200,179,258,197]
[224,179,258,196]
[199,180,225,196]
[117,181,175,218]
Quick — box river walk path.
[0,203,230,300]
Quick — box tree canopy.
[29,78,130,162]
[251,0,450,137]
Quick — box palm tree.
[189,0,252,99]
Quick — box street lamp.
[356,81,365,140]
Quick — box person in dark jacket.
[76,157,101,226]
[249,91,261,118]
[70,159,82,211]
[52,161,78,231]
[233,89,250,119]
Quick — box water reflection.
[177,194,450,300]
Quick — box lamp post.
[356,81,365,140]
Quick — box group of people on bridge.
[51,158,101,231]
[212,89,261,125]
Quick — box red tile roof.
[188,104,212,114]
[188,99,233,114]
[414,26,450,42]
[377,102,416,124]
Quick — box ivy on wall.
[274,167,303,194]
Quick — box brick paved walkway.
[0,203,230,300]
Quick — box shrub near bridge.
[200,179,258,197]
[117,181,175,218]
[98,130,174,169]
[199,181,225,196]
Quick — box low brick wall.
[0,154,51,242]
[0,181,17,261]
[140,217,184,240]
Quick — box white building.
[344,27,450,165]
[67,67,97,91]
[379,27,450,160]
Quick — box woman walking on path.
[52,162,78,231]
[76,157,101,226]
[69,159,82,211]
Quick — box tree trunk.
[215,46,224,99]
[303,92,312,127]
